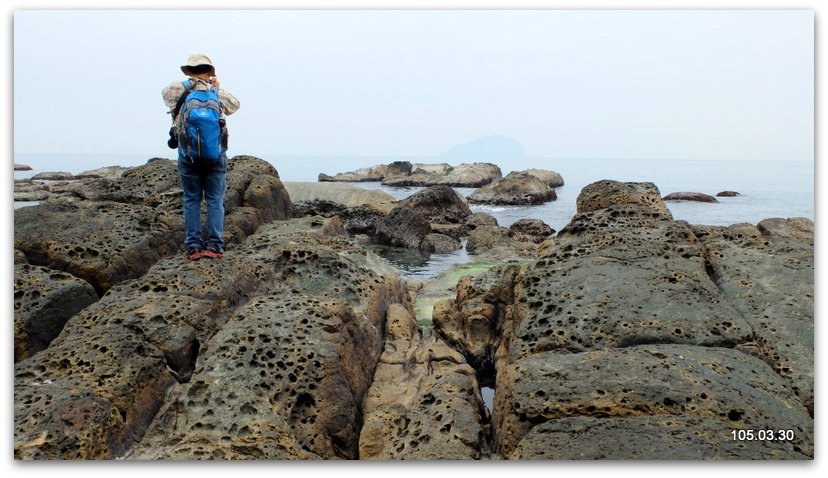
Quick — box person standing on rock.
[162,53,240,260]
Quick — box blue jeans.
[178,156,227,250]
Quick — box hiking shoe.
[202,243,224,259]
[186,246,204,261]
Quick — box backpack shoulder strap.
[171,80,194,120]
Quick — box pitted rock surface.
[693,218,814,414]
[359,305,489,459]
[433,265,522,386]
[14,216,410,460]
[14,264,98,362]
[224,156,293,223]
[509,414,809,460]
[76,159,183,209]
[506,211,754,359]
[14,253,267,459]
[436,180,813,459]
[14,200,182,294]
[14,155,292,295]
[575,180,671,216]
[130,295,376,459]
[494,345,813,458]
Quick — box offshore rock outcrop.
[434,180,813,459]
[467,171,557,206]
[319,161,502,188]
[663,191,719,203]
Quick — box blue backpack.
[175,80,227,161]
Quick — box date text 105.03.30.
[731,429,795,441]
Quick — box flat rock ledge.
[663,192,719,203]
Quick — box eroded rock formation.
[14,172,813,461]
[434,180,813,459]
[15,217,410,460]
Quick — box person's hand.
[210,76,221,89]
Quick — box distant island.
[441,134,527,158]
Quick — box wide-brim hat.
[180,53,216,75]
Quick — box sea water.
[13,153,814,278]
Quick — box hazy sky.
[13,9,813,161]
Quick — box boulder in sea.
[467,171,557,205]
[420,233,462,254]
[398,185,472,224]
[31,171,75,181]
[521,168,564,188]
[14,163,33,171]
[662,192,719,203]
[716,190,741,197]
[508,218,555,243]
[465,225,511,255]
[373,206,432,249]
[466,212,499,229]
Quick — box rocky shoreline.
[13,157,813,460]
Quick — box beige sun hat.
[180,53,216,75]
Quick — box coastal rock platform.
[13,164,813,460]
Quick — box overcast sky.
[13,9,813,161]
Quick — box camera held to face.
[167,126,178,149]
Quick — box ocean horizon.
[14,153,814,221]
